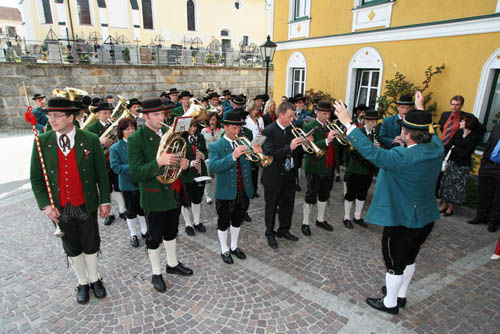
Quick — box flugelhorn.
[326,120,350,146]
[290,124,325,158]
[234,136,273,167]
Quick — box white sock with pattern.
[84,252,99,284]
[181,206,193,227]
[344,200,353,220]
[317,201,327,222]
[398,264,415,298]
[126,218,138,237]
[230,226,240,251]
[217,229,229,254]
[138,215,147,235]
[163,239,178,268]
[302,203,311,225]
[192,203,201,226]
[383,273,403,308]
[148,248,162,275]
[354,200,365,220]
[71,254,88,285]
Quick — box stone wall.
[0,63,274,128]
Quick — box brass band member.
[301,100,338,236]
[127,98,144,127]
[209,111,260,264]
[127,98,193,293]
[172,91,193,116]
[181,120,208,236]
[262,102,304,249]
[109,118,148,247]
[86,102,127,225]
[201,111,223,204]
[343,110,380,229]
[30,97,111,304]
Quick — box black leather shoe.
[335,175,340,182]
[343,219,354,229]
[76,284,90,304]
[253,193,260,198]
[119,212,127,220]
[194,223,206,233]
[166,262,193,276]
[487,223,498,233]
[366,297,399,315]
[467,217,488,225]
[185,226,195,236]
[267,235,278,249]
[104,215,115,226]
[316,220,333,231]
[295,184,301,192]
[130,235,139,248]
[151,274,166,293]
[141,233,147,239]
[381,286,407,308]
[90,279,106,299]
[301,224,311,236]
[230,248,246,260]
[353,218,368,228]
[221,252,233,264]
[243,213,252,222]
[276,231,299,241]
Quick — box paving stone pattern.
[0,172,499,333]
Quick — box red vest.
[58,146,85,207]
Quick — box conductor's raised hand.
[415,91,425,110]
[333,100,352,127]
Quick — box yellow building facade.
[272,0,500,139]
[20,0,271,50]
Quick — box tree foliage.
[304,89,335,110]
[377,64,446,117]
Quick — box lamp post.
[260,35,277,97]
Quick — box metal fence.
[0,37,271,68]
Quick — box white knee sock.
[398,263,416,298]
[84,252,99,283]
[181,206,193,227]
[138,215,148,234]
[111,191,126,214]
[354,200,365,220]
[317,201,327,222]
[217,229,229,253]
[343,181,347,196]
[126,218,138,237]
[344,200,353,220]
[230,226,240,251]
[302,203,311,225]
[148,248,162,275]
[192,203,201,226]
[163,239,178,268]
[383,273,403,308]
[71,254,88,285]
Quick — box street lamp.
[260,35,277,97]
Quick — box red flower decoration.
[24,106,37,126]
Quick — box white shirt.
[100,120,109,127]
[224,135,238,161]
[316,118,331,147]
[56,126,76,156]
[244,115,264,139]
[276,119,287,130]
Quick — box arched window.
[187,0,196,31]
[286,51,307,97]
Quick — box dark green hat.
[46,97,78,114]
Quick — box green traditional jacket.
[181,133,209,184]
[347,126,377,175]
[172,106,187,118]
[85,120,106,137]
[302,119,340,175]
[30,129,111,213]
[127,125,179,212]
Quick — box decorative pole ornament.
[23,82,64,238]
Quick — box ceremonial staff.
[23,82,64,238]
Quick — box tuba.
[156,98,208,184]
[80,106,98,130]
[234,136,273,167]
[110,95,128,122]
[100,105,131,155]
[290,124,325,158]
[53,87,91,105]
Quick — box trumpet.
[234,136,273,167]
[290,124,325,158]
[325,120,351,146]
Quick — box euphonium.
[80,109,98,130]
[156,98,208,184]
[234,136,273,167]
[100,106,131,154]
[290,124,325,158]
[110,95,128,122]
[52,87,91,104]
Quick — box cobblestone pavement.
[1,175,499,334]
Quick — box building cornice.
[277,13,500,51]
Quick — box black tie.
[59,134,71,152]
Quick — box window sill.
[288,16,310,24]
[288,18,311,39]
[352,0,394,31]
[354,0,394,10]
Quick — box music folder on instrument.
[172,116,193,133]
[250,134,267,146]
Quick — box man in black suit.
[261,102,304,249]
[468,123,500,232]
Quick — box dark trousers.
[59,205,100,257]
[305,171,335,204]
[108,169,120,193]
[251,163,259,194]
[263,176,296,237]
[477,163,500,225]
[216,192,249,231]
[381,223,434,275]
[184,181,205,206]
[345,173,373,201]
[145,208,180,249]
[122,190,144,219]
